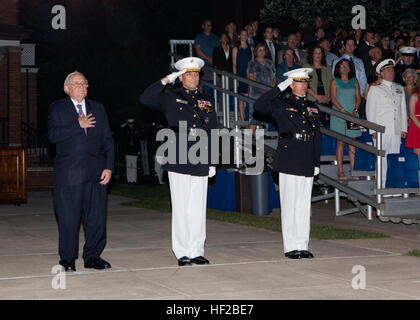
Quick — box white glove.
[208,166,216,178]
[277,78,293,91]
[314,167,320,176]
[166,70,187,84]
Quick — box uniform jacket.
[47,97,115,186]
[139,80,218,176]
[253,87,321,177]
[366,80,408,136]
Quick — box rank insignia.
[176,99,188,104]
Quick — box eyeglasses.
[70,82,89,88]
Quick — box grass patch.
[407,249,420,257]
[110,183,388,240]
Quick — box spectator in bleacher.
[250,19,262,44]
[365,46,383,84]
[402,68,417,118]
[212,33,233,73]
[304,16,333,45]
[374,32,381,46]
[414,34,420,65]
[232,29,254,121]
[366,59,407,188]
[194,19,219,66]
[332,28,349,55]
[276,48,300,84]
[295,30,305,49]
[330,59,362,180]
[247,43,276,134]
[318,37,338,67]
[303,45,332,105]
[277,33,307,66]
[245,24,255,48]
[194,19,220,92]
[355,29,376,64]
[380,35,394,59]
[390,28,401,50]
[353,28,363,46]
[405,77,420,164]
[332,37,367,97]
[306,27,326,50]
[393,36,406,61]
[395,47,420,85]
[225,21,239,48]
[273,27,281,45]
[263,26,281,66]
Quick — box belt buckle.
[296,133,302,141]
[304,134,309,142]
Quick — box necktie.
[77,104,87,135]
[293,50,300,64]
[249,38,254,47]
[268,41,275,61]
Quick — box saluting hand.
[78,113,96,128]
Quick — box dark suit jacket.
[355,40,374,64]
[264,40,281,66]
[212,45,233,72]
[47,97,115,186]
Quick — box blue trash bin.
[249,172,270,216]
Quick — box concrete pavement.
[0,191,419,299]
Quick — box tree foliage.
[259,0,420,34]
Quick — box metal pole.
[233,79,238,123]
[335,188,340,215]
[376,131,382,216]
[170,42,175,67]
[225,75,230,128]
[213,72,218,112]
[222,75,227,127]
[366,176,372,220]
[189,43,193,57]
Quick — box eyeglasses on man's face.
[70,82,89,88]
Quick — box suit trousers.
[54,182,107,261]
[168,171,208,259]
[125,155,138,183]
[278,172,314,253]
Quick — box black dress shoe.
[299,250,314,258]
[190,256,209,265]
[284,250,302,259]
[84,256,112,269]
[177,256,191,266]
[59,259,76,272]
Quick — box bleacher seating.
[353,131,376,171]
[385,152,419,188]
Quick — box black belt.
[280,132,313,142]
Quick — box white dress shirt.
[70,98,87,116]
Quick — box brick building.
[0,0,38,146]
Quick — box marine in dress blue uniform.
[253,68,321,259]
[140,57,218,266]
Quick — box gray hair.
[64,70,88,86]
[402,68,418,84]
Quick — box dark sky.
[19,0,265,131]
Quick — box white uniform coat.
[366,79,408,186]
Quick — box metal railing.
[168,41,391,219]
[21,122,51,164]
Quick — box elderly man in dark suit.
[277,33,307,66]
[48,71,114,272]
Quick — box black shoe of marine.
[299,250,314,259]
[84,256,112,269]
[284,250,302,259]
[59,259,76,272]
[190,256,210,265]
[177,256,192,266]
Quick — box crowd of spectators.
[192,17,420,171]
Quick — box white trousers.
[125,155,138,183]
[375,134,400,188]
[278,172,313,253]
[168,171,208,259]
